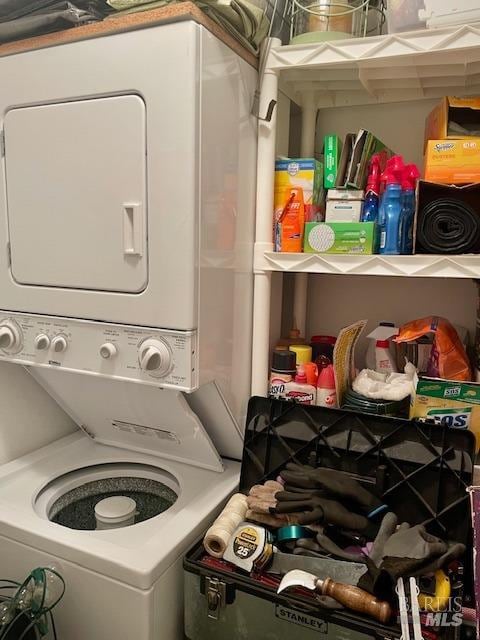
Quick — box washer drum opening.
[34,463,180,531]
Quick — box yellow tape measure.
[223,523,273,573]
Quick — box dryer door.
[4,95,147,293]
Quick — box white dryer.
[0,18,257,640]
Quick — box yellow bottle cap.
[289,344,313,365]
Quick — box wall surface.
[306,275,476,368]
[0,361,75,464]
[314,98,438,167]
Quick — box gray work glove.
[359,512,465,600]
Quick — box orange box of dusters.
[424,138,480,184]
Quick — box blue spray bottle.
[361,154,381,223]
[378,156,404,255]
[399,164,420,255]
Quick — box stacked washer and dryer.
[0,20,257,640]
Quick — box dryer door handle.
[123,203,143,257]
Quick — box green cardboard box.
[303,222,375,254]
[410,376,480,447]
[324,134,341,189]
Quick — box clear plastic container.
[290,0,386,45]
[420,0,480,29]
[386,0,426,34]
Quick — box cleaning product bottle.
[375,340,397,375]
[399,164,420,255]
[277,321,307,348]
[365,322,396,370]
[310,335,336,368]
[269,350,297,399]
[289,344,312,368]
[304,362,319,387]
[378,156,404,255]
[361,154,381,223]
[278,187,305,253]
[315,364,337,408]
[284,364,316,404]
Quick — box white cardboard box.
[325,189,364,222]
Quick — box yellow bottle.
[289,344,313,366]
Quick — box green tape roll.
[276,525,313,545]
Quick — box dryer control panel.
[0,312,198,391]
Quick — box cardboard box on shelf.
[410,375,480,447]
[274,159,324,221]
[336,130,392,190]
[325,188,364,222]
[424,96,480,148]
[323,134,342,189]
[304,221,375,254]
[424,138,480,184]
[274,159,324,251]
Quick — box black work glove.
[294,533,366,562]
[280,464,385,517]
[271,490,370,530]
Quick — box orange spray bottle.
[278,187,305,253]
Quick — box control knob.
[138,338,172,377]
[0,320,22,353]
[100,343,118,359]
[51,335,68,353]
[34,334,50,351]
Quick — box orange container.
[279,187,305,252]
[304,362,319,386]
[424,139,480,185]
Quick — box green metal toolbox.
[184,397,475,640]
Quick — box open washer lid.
[30,368,229,472]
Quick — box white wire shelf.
[256,250,480,278]
[268,24,480,108]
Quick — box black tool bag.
[184,397,475,640]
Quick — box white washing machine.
[0,385,240,640]
[0,18,257,640]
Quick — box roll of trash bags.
[416,198,480,254]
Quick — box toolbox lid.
[239,397,475,545]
